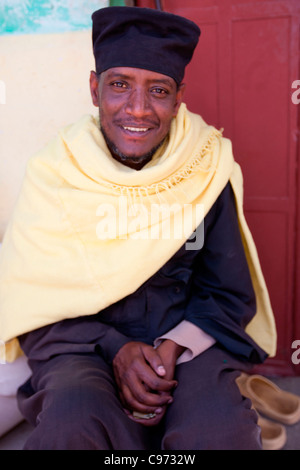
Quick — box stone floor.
[0,376,299,450]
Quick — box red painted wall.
[137,0,300,375]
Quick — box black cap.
[92,6,200,85]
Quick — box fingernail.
[155,407,163,414]
[157,366,166,375]
[167,397,173,404]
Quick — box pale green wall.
[0,0,110,35]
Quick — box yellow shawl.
[0,104,276,361]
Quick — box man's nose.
[125,89,151,118]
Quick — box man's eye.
[112,81,127,89]
[151,87,168,95]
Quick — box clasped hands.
[112,339,185,426]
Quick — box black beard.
[100,126,164,171]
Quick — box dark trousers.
[17,344,262,450]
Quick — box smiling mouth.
[100,123,166,170]
[122,126,150,133]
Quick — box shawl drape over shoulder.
[0,104,277,361]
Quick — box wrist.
[158,339,186,360]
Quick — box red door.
[137,0,300,375]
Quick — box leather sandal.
[257,414,287,450]
[236,372,300,425]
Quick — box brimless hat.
[91,6,201,85]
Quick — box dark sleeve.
[19,316,130,367]
[184,183,268,364]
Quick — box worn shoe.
[257,414,287,450]
[236,373,300,425]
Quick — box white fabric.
[0,271,31,436]
[0,240,30,434]
[0,356,31,397]
[0,396,25,437]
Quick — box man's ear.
[173,83,186,117]
[90,71,100,107]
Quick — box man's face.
[90,67,185,170]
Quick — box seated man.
[0,6,276,450]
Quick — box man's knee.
[161,354,262,450]
[162,394,261,450]
[23,378,117,450]
[20,354,118,449]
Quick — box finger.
[139,365,177,393]
[121,382,173,413]
[142,346,166,377]
[127,381,173,409]
[122,352,177,394]
[121,384,157,413]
